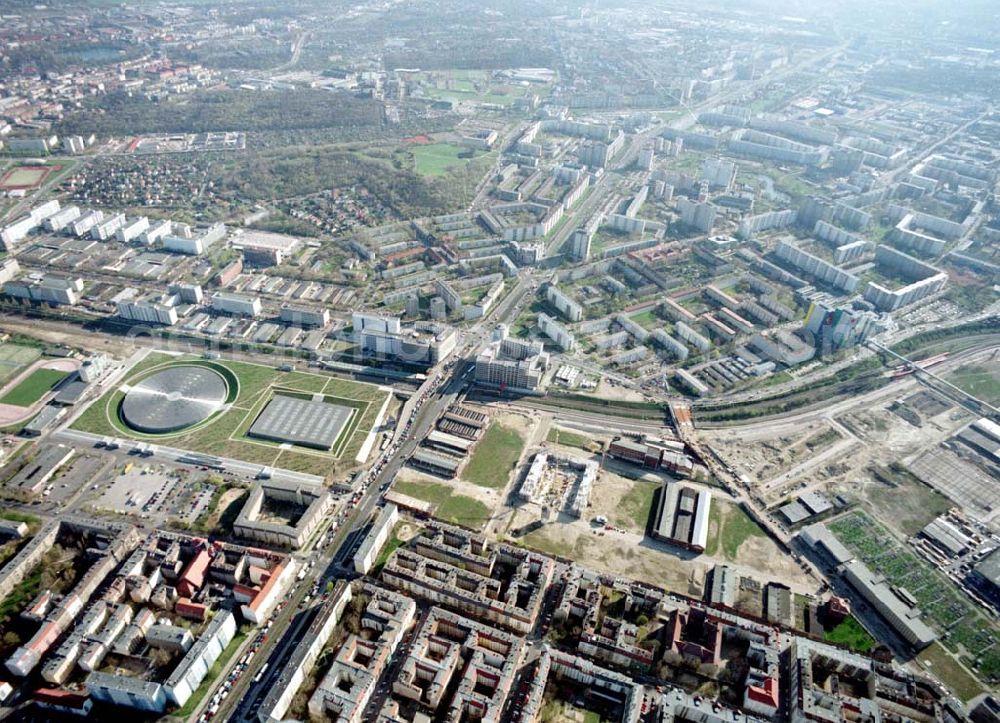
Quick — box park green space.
[462,423,526,489]
[538,699,603,723]
[629,309,660,329]
[0,368,69,407]
[411,143,470,176]
[823,615,876,653]
[392,479,491,528]
[408,142,496,178]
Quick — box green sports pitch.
[0,368,69,407]
[0,343,42,387]
[0,165,55,191]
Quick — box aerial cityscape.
[0,0,998,721]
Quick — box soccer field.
[0,165,53,190]
[411,143,472,177]
[0,368,69,407]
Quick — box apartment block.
[381,523,553,634]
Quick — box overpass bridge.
[867,341,1000,421]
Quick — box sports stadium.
[71,352,392,475]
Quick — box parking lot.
[93,465,181,520]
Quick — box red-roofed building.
[824,595,851,624]
[33,688,93,716]
[175,598,208,621]
[23,590,53,621]
[666,608,721,666]
[232,583,259,604]
[241,561,292,625]
[384,247,425,264]
[176,549,211,599]
[744,676,779,716]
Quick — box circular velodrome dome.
[121,365,228,434]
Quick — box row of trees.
[58,89,386,137]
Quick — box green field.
[421,86,523,106]
[410,143,476,177]
[704,501,767,559]
[917,643,985,702]
[629,310,660,329]
[612,480,659,534]
[462,423,525,489]
[0,167,48,187]
[0,344,41,386]
[393,479,491,528]
[545,426,594,451]
[0,511,40,526]
[539,699,603,723]
[71,353,389,475]
[947,364,1000,405]
[0,368,69,407]
[823,615,876,653]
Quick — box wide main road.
[163,43,856,721]
[209,359,472,723]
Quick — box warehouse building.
[971,549,1000,606]
[408,449,462,478]
[607,437,694,476]
[423,430,474,456]
[437,405,487,440]
[652,483,711,552]
[6,445,75,497]
[799,524,936,649]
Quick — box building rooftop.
[974,548,1000,590]
[248,394,353,451]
